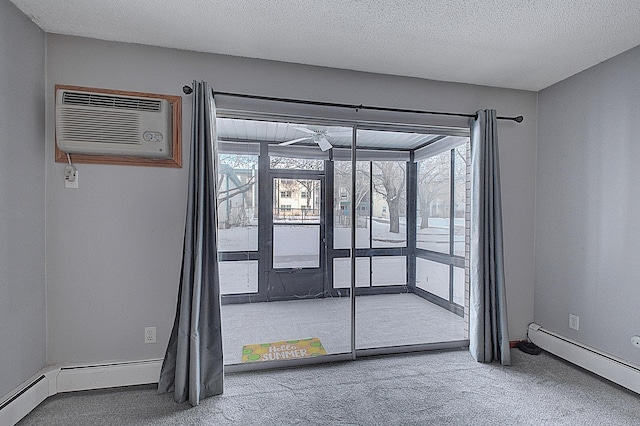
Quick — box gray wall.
[45,34,538,364]
[536,45,640,365]
[0,0,46,397]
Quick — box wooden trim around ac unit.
[54,85,182,168]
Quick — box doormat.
[242,337,327,363]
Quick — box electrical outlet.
[145,327,156,344]
[64,165,78,188]
[569,314,579,331]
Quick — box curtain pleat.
[158,81,224,405]
[469,109,511,365]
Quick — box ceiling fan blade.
[293,127,317,135]
[279,137,310,146]
[317,136,333,151]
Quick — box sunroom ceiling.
[216,117,448,151]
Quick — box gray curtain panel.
[469,109,511,366]
[158,81,224,405]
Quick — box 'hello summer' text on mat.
[242,338,327,362]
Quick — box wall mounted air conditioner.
[55,88,173,159]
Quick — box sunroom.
[214,111,470,366]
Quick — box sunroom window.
[215,114,469,366]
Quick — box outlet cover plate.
[145,327,156,344]
[569,314,579,331]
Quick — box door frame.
[266,168,327,301]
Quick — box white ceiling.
[11,0,640,91]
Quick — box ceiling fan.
[279,127,337,151]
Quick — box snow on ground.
[218,226,258,252]
[217,217,464,279]
[217,217,465,251]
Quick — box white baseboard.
[0,373,50,426]
[528,323,640,394]
[0,359,162,425]
[56,359,163,393]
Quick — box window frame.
[215,110,469,314]
[413,140,468,316]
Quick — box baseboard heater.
[0,374,50,426]
[0,359,162,425]
[528,323,640,395]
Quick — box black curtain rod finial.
[495,115,524,123]
[183,85,193,95]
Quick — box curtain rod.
[182,85,524,123]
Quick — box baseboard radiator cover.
[528,323,640,394]
[0,374,50,426]
[0,359,162,425]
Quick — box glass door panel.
[217,114,470,367]
[354,128,467,351]
[218,117,353,367]
[371,161,407,248]
[333,161,371,249]
[413,137,468,319]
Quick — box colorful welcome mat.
[242,337,327,363]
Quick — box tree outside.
[333,161,370,228]
[417,152,450,230]
[218,154,258,228]
[372,161,406,234]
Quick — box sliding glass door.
[217,118,353,366]
[216,114,469,368]
[414,137,468,317]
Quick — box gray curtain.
[158,81,224,405]
[469,109,511,365]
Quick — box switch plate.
[569,314,579,331]
[145,327,156,344]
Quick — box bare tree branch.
[217,176,256,206]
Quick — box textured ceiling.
[11,0,640,91]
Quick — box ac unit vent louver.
[55,88,172,159]
[58,108,141,145]
[62,92,162,112]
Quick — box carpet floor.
[18,349,640,425]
